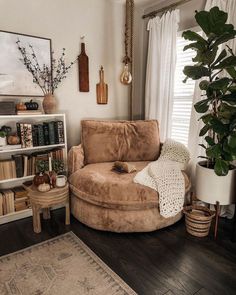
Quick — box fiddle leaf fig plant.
[182,6,236,176]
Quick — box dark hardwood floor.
[0,209,236,295]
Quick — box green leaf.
[209,117,228,134]
[211,49,227,66]
[195,10,211,36]
[183,65,210,80]
[226,67,236,79]
[214,56,236,69]
[221,93,236,104]
[211,32,236,48]
[214,158,229,176]
[199,114,213,124]
[228,133,236,148]
[199,80,210,90]
[209,78,230,90]
[182,30,207,44]
[205,136,215,146]
[194,98,210,113]
[192,47,218,65]
[183,42,206,52]
[206,144,221,158]
[199,124,210,136]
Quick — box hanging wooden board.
[78,42,89,92]
[96,66,108,104]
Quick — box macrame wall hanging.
[120,0,134,119]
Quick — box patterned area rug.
[0,232,137,295]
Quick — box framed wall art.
[0,30,52,97]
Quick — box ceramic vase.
[43,93,57,114]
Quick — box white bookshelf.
[0,113,67,224]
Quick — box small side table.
[25,184,70,233]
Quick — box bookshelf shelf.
[0,113,68,225]
[0,113,65,119]
[0,143,65,154]
[0,208,32,225]
[0,175,34,185]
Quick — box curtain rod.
[142,0,192,19]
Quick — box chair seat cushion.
[69,162,190,211]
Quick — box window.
[170,31,199,146]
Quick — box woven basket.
[183,205,215,237]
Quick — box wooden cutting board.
[96,66,108,104]
[78,42,89,92]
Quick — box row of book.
[16,120,65,148]
[0,148,66,181]
[0,187,30,216]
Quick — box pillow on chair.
[81,120,161,164]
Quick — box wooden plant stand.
[25,184,70,233]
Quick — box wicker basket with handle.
[183,205,215,237]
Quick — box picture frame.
[0,30,52,97]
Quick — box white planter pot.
[195,161,236,205]
[0,137,7,146]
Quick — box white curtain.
[145,10,179,141]
[188,0,236,217]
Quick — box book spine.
[37,124,45,146]
[32,125,39,147]
[16,123,22,144]
[12,155,23,178]
[43,123,50,145]
[20,123,25,148]
[48,121,56,145]
[54,121,64,144]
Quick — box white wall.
[0,0,129,147]
[133,0,206,119]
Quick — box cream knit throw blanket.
[134,139,190,218]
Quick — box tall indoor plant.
[183,6,236,206]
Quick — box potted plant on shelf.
[182,7,236,209]
[0,126,12,146]
[16,41,76,114]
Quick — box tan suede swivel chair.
[68,120,190,232]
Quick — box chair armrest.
[68,144,84,175]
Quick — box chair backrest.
[81,120,161,164]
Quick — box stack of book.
[0,160,17,181]
[0,190,15,215]
[0,187,30,216]
[16,120,65,148]
[12,187,30,212]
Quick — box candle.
[49,156,52,172]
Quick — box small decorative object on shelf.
[25,100,39,110]
[78,39,89,92]
[33,172,50,186]
[0,125,11,146]
[7,134,20,145]
[96,66,108,104]
[16,40,76,114]
[16,102,27,111]
[0,102,16,115]
[37,182,51,192]
[56,175,67,188]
